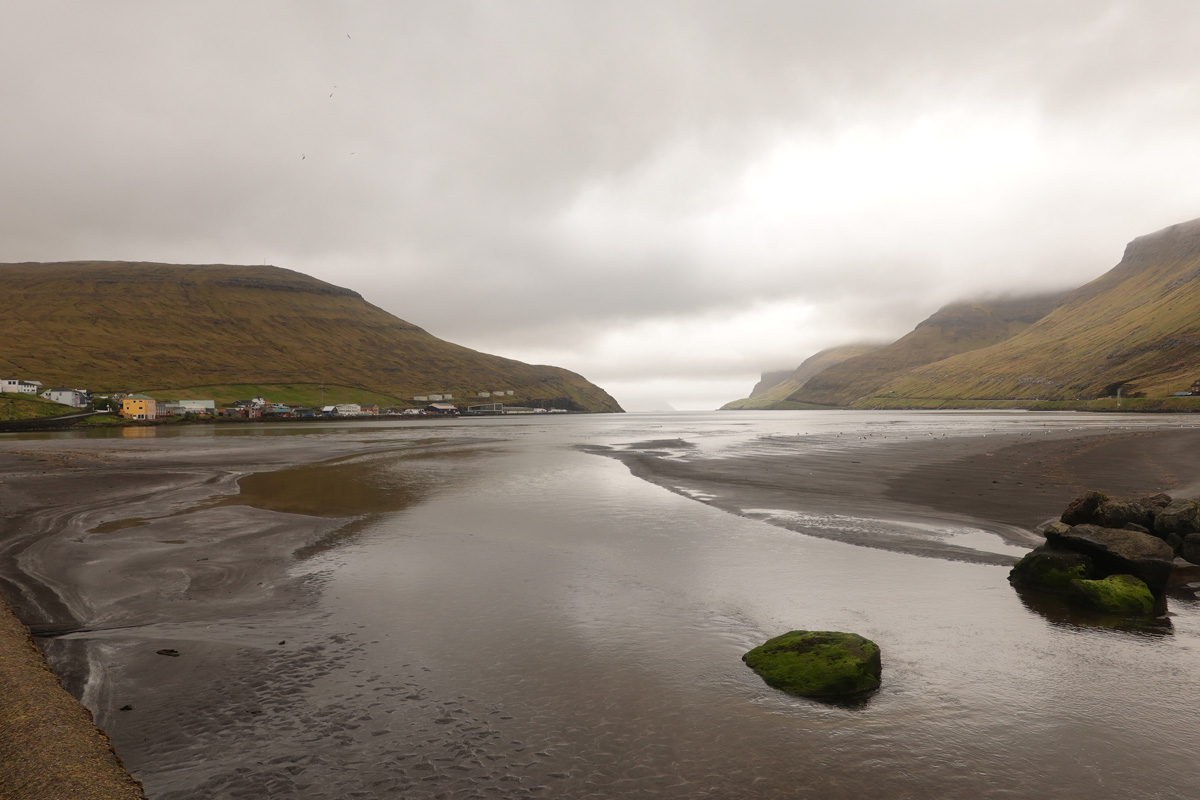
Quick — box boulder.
[1069,574,1155,616]
[1008,546,1093,594]
[1182,534,1200,566]
[1043,524,1174,595]
[1134,493,1173,513]
[743,631,881,699]
[1153,528,1183,553]
[1154,499,1200,541]
[1043,520,1073,537]
[1094,499,1155,531]
[1061,491,1109,526]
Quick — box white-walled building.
[1,379,41,395]
[41,387,88,407]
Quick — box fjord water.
[63,413,1200,797]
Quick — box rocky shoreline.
[1010,490,1200,622]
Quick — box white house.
[1,379,41,395]
[41,387,88,407]
[334,403,362,416]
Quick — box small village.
[1,378,571,422]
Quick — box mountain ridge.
[880,218,1200,402]
[0,261,623,412]
[722,343,882,409]
[723,216,1200,410]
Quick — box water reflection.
[1013,587,1174,635]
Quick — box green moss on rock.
[1069,574,1155,616]
[1008,546,1094,593]
[742,630,881,699]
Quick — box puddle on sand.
[88,448,462,538]
[209,454,431,518]
[207,445,491,519]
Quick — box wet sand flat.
[0,427,486,797]
[890,426,1200,527]
[590,422,1200,563]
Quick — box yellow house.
[119,394,157,420]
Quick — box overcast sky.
[4,2,1200,410]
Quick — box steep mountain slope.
[881,219,1200,401]
[784,292,1068,406]
[722,344,881,409]
[749,369,794,399]
[0,262,622,411]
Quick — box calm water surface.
[36,412,1200,798]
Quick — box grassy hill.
[783,292,1068,406]
[0,262,622,412]
[0,394,75,421]
[879,219,1200,403]
[723,216,1200,411]
[722,344,881,409]
[143,384,407,409]
[748,370,794,399]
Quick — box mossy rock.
[1044,524,1173,596]
[1069,574,1155,616]
[742,630,881,699]
[1008,546,1093,594]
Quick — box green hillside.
[748,369,794,399]
[0,394,74,421]
[784,292,1068,407]
[143,384,406,409]
[879,219,1200,402]
[0,262,622,412]
[722,343,881,409]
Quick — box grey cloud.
[3,2,1200,408]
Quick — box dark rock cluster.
[1010,491,1200,618]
